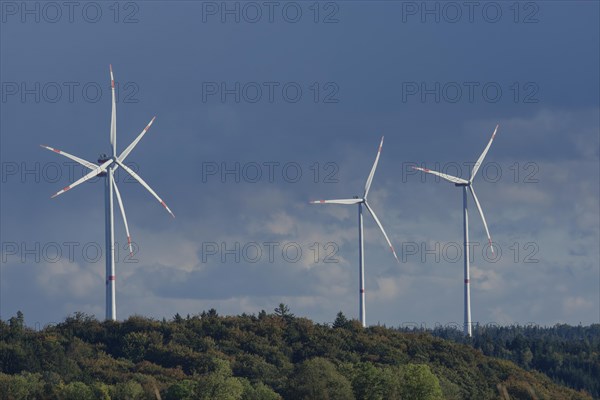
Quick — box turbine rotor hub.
[97,153,113,176]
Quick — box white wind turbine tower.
[41,65,174,321]
[311,137,400,327]
[413,125,499,337]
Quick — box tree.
[351,362,402,400]
[8,311,25,334]
[190,358,245,400]
[274,304,294,320]
[240,379,281,400]
[194,374,244,400]
[91,382,112,400]
[60,381,95,400]
[399,364,443,400]
[165,380,196,400]
[0,372,44,400]
[287,358,354,400]
[112,380,144,400]
[332,312,351,329]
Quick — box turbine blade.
[117,116,156,163]
[412,166,468,185]
[363,201,400,264]
[364,136,384,198]
[112,177,133,256]
[40,145,97,170]
[51,159,113,198]
[114,159,175,218]
[110,64,117,157]
[470,125,499,181]
[468,186,494,254]
[310,198,363,205]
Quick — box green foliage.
[400,364,443,400]
[240,380,281,400]
[424,324,600,397]
[112,380,144,400]
[332,312,352,329]
[0,311,594,400]
[273,304,294,320]
[194,374,244,400]
[60,381,94,400]
[90,382,111,400]
[0,372,44,400]
[287,357,355,400]
[165,380,196,400]
[349,362,401,400]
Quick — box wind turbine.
[41,65,174,321]
[413,125,499,337]
[311,137,399,327]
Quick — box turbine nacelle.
[98,154,111,176]
[98,153,111,163]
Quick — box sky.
[1,1,599,329]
